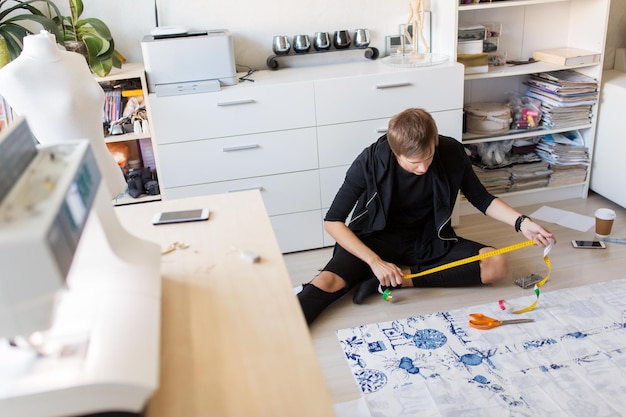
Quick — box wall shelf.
[464,61,601,80]
[266,45,379,70]
[462,123,592,144]
[104,132,151,144]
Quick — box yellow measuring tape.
[380,239,552,314]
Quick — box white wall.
[73,0,418,70]
[73,0,626,70]
[53,0,154,65]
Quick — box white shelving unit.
[432,0,610,215]
[94,63,162,205]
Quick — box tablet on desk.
[152,208,210,225]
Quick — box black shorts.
[322,231,488,289]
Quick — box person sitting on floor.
[296,107,555,325]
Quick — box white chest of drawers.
[148,61,463,253]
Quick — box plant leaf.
[9,13,62,41]
[113,48,125,68]
[0,0,64,44]
[69,0,84,21]
[76,17,111,39]
[83,34,109,57]
[89,55,112,77]
[0,26,27,60]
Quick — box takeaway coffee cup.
[594,208,616,237]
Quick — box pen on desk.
[602,238,626,245]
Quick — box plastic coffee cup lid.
[595,208,616,220]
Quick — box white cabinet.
[590,68,626,208]
[431,0,610,215]
[150,61,463,253]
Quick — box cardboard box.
[532,47,600,66]
[457,53,489,74]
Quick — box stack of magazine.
[535,131,589,187]
[467,138,549,194]
[525,70,598,128]
[471,165,510,195]
[509,161,552,192]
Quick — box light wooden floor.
[283,192,626,405]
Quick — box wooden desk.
[115,191,335,417]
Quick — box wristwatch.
[515,215,530,232]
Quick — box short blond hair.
[387,108,439,157]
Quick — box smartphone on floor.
[571,240,606,249]
[152,208,210,225]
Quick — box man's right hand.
[369,258,404,287]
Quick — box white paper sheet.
[530,206,595,232]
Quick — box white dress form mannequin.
[0,30,126,198]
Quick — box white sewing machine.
[0,118,161,416]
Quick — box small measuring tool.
[468,313,534,330]
[378,239,553,314]
[403,239,536,280]
[602,237,626,245]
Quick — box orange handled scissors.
[469,313,534,330]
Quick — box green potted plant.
[0,0,63,67]
[52,0,125,77]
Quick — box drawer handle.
[376,128,388,133]
[375,82,412,89]
[228,186,264,193]
[222,144,260,152]
[217,99,256,107]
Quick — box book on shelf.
[532,47,601,66]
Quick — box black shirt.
[386,162,434,231]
